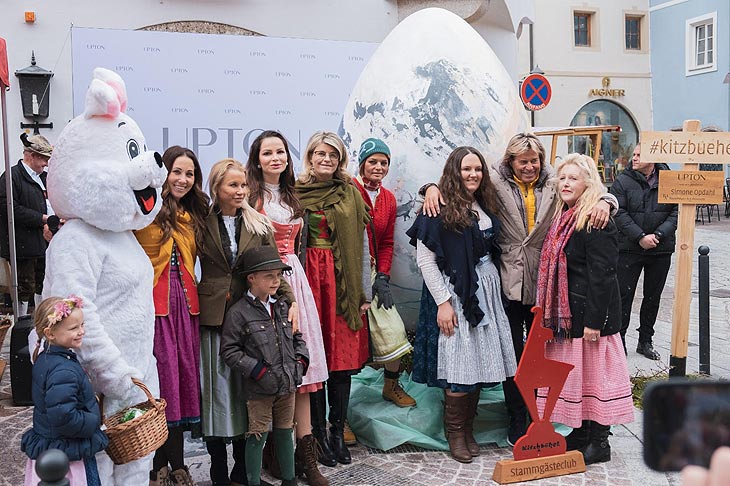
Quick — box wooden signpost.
[640,120,729,376]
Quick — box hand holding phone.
[681,446,730,485]
[643,380,730,472]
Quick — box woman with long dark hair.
[247,130,329,486]
[407,146,517,464]
[135,145,209,485]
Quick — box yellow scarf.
[135,210,197,286]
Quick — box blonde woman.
[198,158,297,486]
[295,131,371,466]
[535,153,633,466]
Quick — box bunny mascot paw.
[42,67,168,485]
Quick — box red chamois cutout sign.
[512,306,574,461]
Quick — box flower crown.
[47,295,84,325]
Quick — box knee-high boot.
[443,393,473,463]
[310,387,336,467]
[463,391,480,457]
[327,374,352,465]
[583,421,611,465]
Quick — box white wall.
[0,0,398,162]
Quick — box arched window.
[569,100,639,177]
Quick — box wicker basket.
[103,378,168,465]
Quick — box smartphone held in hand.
[643,379,730,472]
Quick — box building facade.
[519,0,653,179]
[650,0,729,131]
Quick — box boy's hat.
[358,137,390,165]
[235,245,291,277]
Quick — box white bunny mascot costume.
[43,68,168,485]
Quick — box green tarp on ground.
[348,367,512,451]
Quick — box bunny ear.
[83,68,128,119]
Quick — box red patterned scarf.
[360,175,382,192]
[536,205,577,338]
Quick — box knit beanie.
[358,138,390,166]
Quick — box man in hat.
[0,133,53,315]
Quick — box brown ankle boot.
[463,391,480,457]
[149,466,174,486]
[343,420,357,446]
[169,466,196,486]
[296,434,330,486]
[262,434,282,479]
[382,377,417,407]
[444,394,473,463]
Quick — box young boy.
[220,245,309,486]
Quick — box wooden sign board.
[492,450,586,484]
[658,170,725,204]
[641,131,730,164]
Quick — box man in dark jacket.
[0,133,52,315]
[609,143,678,360]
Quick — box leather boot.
[328,377,352,465]
[343,420,357,446]
[310,388,336,467]
[583,421,611,465]
[565,420,591,452]
[382,377,416,408]
[262,434,282,479]
[149,466,174,486]
[463,391,480,457]
[443,393,473,463]
[296,434,329,486]
[170,466,196,486]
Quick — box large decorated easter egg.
[340,7,529,328]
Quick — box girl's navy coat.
[21,345,108,461]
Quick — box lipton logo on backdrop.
[115,66,133,72]
[300,54,316,60]
[325,111,340,117]
[324,73,340,79]
[171,107,189,113]
[300,91,316,97]
[348,56,364,62]
[250,51,266,57]
[250,90,267,95]
[161,127,303,162]
[275,110,292,116]
[143,87,163,93]
[171,68,189,74]
[276,72,292,78]
[224,109,242,114]
[86,44,105,50]
[198,49,215,55]
[143,47,161,53]
[224,70,241,76]
[198,89,215,95]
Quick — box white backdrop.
[71,27,377,176]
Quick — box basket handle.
[131,378,165,412]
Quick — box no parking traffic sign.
[520,73,552,111]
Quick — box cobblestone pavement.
[1,217,728,485]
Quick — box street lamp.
[14,51,53,134]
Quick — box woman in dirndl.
[295,131,372,467]
[198,158,297,486]
[535,153,634,466]
[352,138,415,408]
[406,146,517,464]
[247,130,330,486]
[135,145,209,485]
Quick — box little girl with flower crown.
[21,296,109,486]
